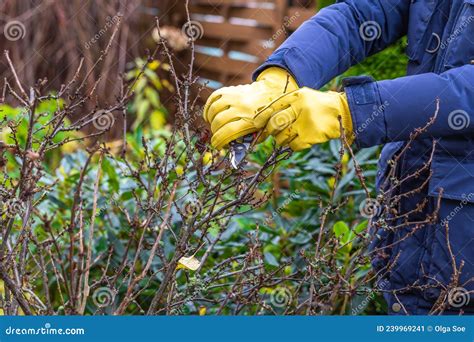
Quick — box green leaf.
[145,87,161,108]
[264,251,279,266]
[150,110,166,130]
[102,157,119,192]
[329,140,342,159]
[133,100,150,129]
[134,76,147,92]
[333,221,349,238]
[208,222,220,238]
[354,220,368,234]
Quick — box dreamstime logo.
[447,287,470,308]
[352,279,389,315]
[448,110,470,131]
[359,198,380,218]
[4,20,26,41]
[359,21,381,41]
[183,199,203,218]
[181,21,203,41]
[170,307,184,315]
[270,287,292,308]
[441,15,474,50]
[263,12,301,49]
[271,111,293,130]
[185,105,203,126]
[264,190,300,225]
[92,110,115,130]
[92,287,116,308]
[84,15,120,49]
[4,322,85,336]
[355,101,389,134]
[3,198,24,217]
[82,193,120,228]
[441,192,474,225]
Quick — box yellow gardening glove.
[203,67,298,149]
[258,87,353,151]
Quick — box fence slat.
[190,6,276,26]
[200,21,273,41]
[195,52,259,78]
[192,0,273,5]
[196,39,272,60]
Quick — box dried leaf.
[177,256,201,271]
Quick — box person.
[202,0,473,315]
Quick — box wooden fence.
[188,0,317,96]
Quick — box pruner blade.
[229,134,255,169]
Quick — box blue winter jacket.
[254,0,474,314]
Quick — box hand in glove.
[259,87,354,151]
[203,67,298,149]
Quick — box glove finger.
[254,90,299,127]
[211,120,256,150]
[289,136,312,152]
[265,108,296,137]
[274,126,298,146]
[202,91,222,123]
[203,91,224,123]
[210,108,239,134]
[205,97,232,124]
[253,106,274,128]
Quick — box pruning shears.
[227,75,294,170]
[229,133,257,169]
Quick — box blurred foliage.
[126,58,174,132]
[29,126,384,314]
[317,0,335,10]
[1,98,80,171]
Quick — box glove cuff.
[257,67,299,93]
[340,93,354,144]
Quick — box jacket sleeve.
[346,64,474,147]
[253,0,410,89]
[345,65,474,147]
